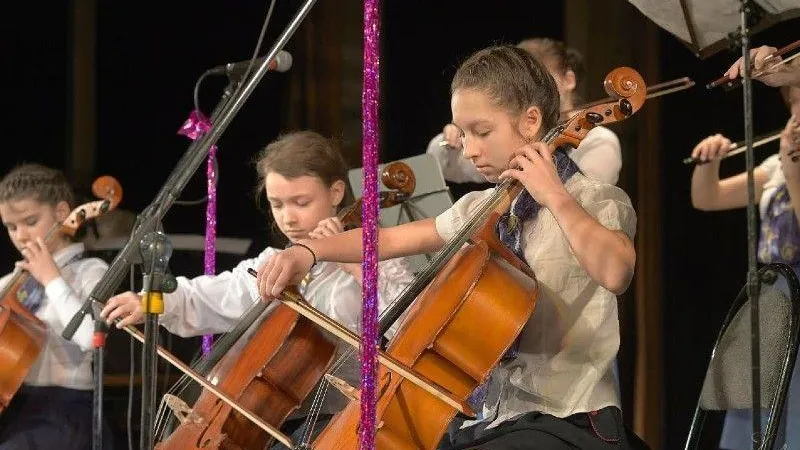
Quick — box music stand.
[626,1,800,447]
[348,154,454,273]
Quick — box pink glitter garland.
[177,110,217,356]
[359,0,380,448]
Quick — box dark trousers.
[439,406,640,450]
[0,385,113,450]
[268,414,334,450]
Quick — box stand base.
[92,328,106,450]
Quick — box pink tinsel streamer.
[177,110,217,356]
[359,0,380,449]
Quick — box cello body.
[0,295,46,412]
[314,221,538,450]
[155,303,336,449]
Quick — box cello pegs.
[619,98,633,116]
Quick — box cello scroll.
[553,66,646,149]
[339,161,417,226]
[61,176,123,237]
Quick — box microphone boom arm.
[62,0,319,341]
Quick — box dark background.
[2,1,799,448]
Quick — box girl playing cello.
[100,130,414,448]
[256,45,638,449]
[0,164,111,450]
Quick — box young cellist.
[0,164,111,449]
[100,130,414,448]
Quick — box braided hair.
[0,163,75,209]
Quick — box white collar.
[52,242,85,267]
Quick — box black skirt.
[439,406,647,450]
[0,385,112,450]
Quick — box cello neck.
[377,177,523,335]
[191,301,269,375]
[377,124,567,336]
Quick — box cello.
[0,175,123,413]
[262,66,648,449]
[151,162,419,449]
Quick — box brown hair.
[0,163,75,209]
[255,130,348,196]
[516,38,585,92]
[451,45,561,133]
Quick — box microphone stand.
[91,301,108,450]
[59,1,318,448]
[138,232,172,450]
[61,0,318,343]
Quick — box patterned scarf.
[758,184,800,273]
[496,148,582,260]
[16,251,83,314]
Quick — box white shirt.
[0,243,107,391]
[435,174,637,425]
[758,153,785,218]
[159,246,415,415]
[426,126,622,185]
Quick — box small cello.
[151,162,417,449]
[0,175,123,413]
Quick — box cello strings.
[299,334,357,444]
[151,299,271,440]
[297,275,440,445]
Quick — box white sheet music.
[348,154,454,273]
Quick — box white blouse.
[0,243,107,391]
[159,246,415,415]
[435,173,637,426]
[758,153,785,218]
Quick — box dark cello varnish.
[339,161,416,226]
[0,176,123,413]
[153,163,417,450]
[307,67,647,450]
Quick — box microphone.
[139,231,174,294]
[206,50,293,77]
